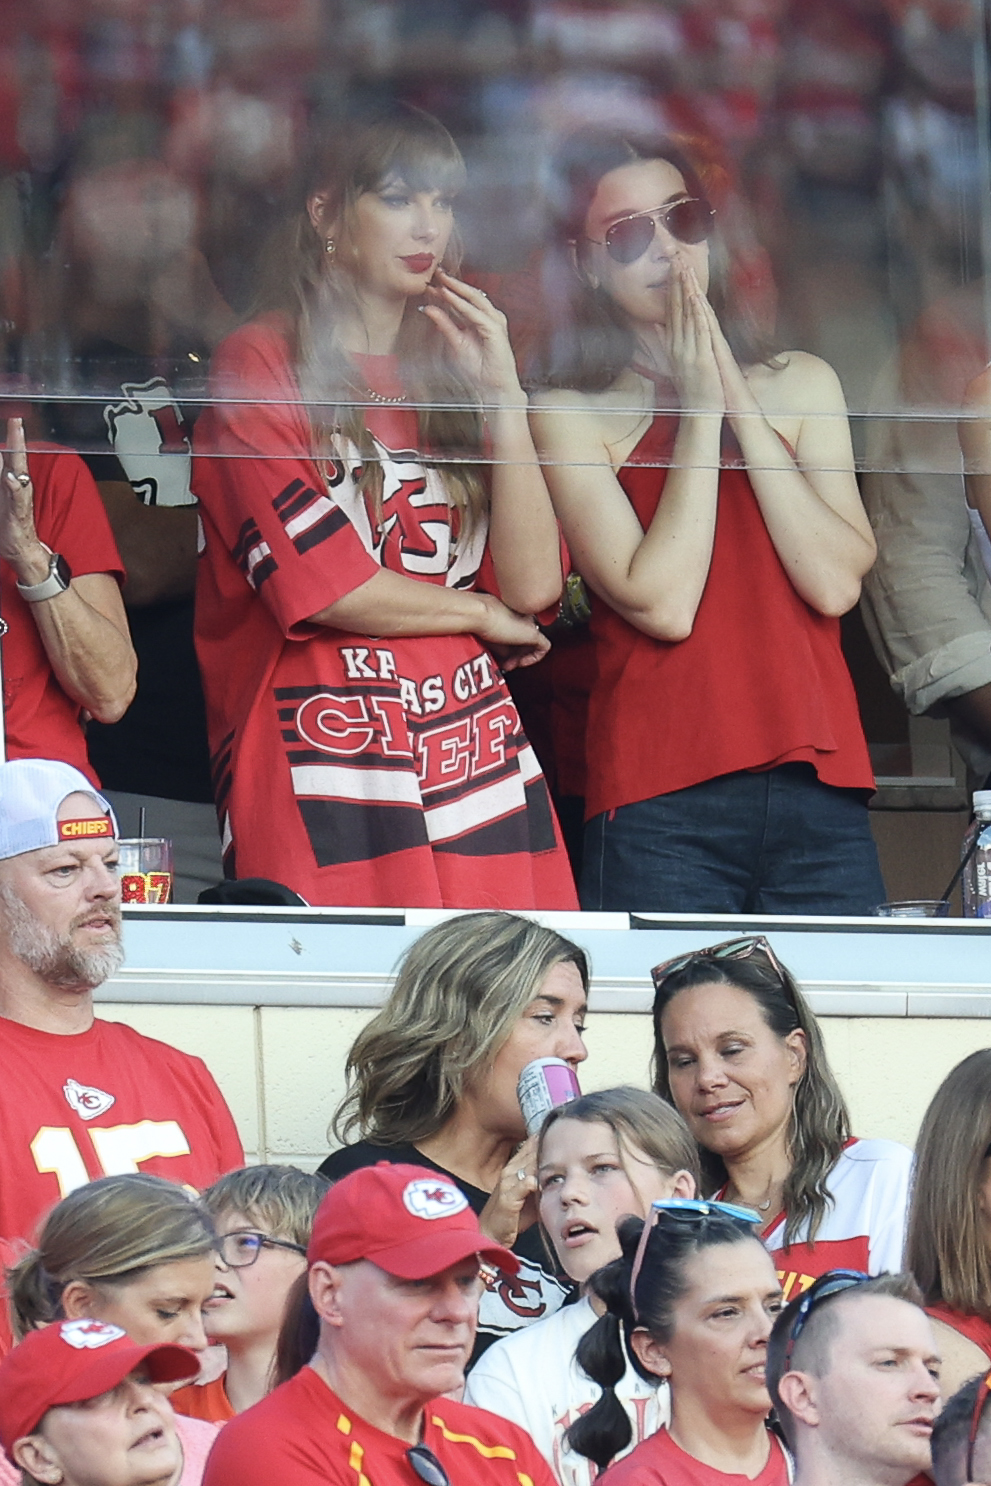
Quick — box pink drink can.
[517,1058,581,1136]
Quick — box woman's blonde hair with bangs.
[255,102,486,532]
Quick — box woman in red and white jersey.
[906,1049,991,1401]
[193,102,575,909]
[568,1199,788,1486]
[651,935,913,1303]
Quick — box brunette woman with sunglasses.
[530,130,883,915]
[566,1200,788,1485]
[651,936,913,1297]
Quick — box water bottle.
[962,791,991,917]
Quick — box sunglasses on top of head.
[584,197,716,266]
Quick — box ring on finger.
[13,472,30,487]
[516,1168,528,1183]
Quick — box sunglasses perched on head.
[629,1198,760,1316]
[585,197,716,265]
[651,934,791,996]
[780,1269,871,1370]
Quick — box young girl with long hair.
[464,1087,699,1486]
[531,129,883,914]
[193,102,575,908]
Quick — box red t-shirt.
[193,318,576,909]
[0,1013,244,1347]
[171,1373,236,1424]
[202,1366,560,1486]
[2,445,125,782]
[584,417,874,819]
[603,1426,790,1486]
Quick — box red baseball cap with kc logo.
[308,1163,520,1280]
[0,1320,198,1459]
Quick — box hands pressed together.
[657,256,757,421]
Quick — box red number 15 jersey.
[0,1013,244,1347]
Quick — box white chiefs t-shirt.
[741,1138,914,1302]
[465,1295,668,1486]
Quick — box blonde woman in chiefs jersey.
[193,102,575,909]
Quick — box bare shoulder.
[746,351,847,415]
[530,384,637,460]
[963,362,991,409]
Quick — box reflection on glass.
[0,1,985,909]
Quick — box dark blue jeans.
[580,763,885,915]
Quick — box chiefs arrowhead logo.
[402,1178,469,1220]
[59,1320,126,1350]
[63,1078,115,1120]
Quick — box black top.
[319,1139,573,1364]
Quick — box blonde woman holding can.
[319,910,589,1359]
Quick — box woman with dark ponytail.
[570,1200,787,1486]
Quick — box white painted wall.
[103,1000,991,1170]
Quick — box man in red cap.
[0,1317,199,1486]
[203,1163,560,1486]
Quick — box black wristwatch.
[16,548,72,602]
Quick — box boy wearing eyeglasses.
[202,1163,559,1486]
[766,1272,942,1486]
[170,1165,328,1423]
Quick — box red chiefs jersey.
[192,318,576,908]
[2,445,125,783]
[0,1014,243,1306]
[203,1367,559,1486]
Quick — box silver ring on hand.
[14,473,30,487]
[517,1168,527,1183]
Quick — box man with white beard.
[0,758,243,1350]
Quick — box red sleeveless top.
[584,415,874,819]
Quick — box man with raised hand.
[203,1162,560,1486]
[766,1272,942,1486]
[0,757,242,1317]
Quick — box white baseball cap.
[0,759,118,862]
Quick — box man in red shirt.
[0,758,243,1308]
[203,1162,560,1486]
[767,1272,942,1486]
